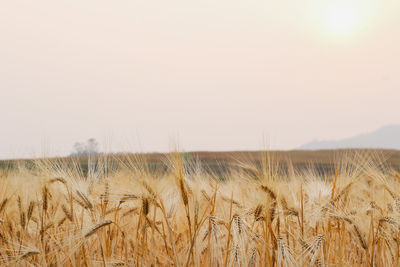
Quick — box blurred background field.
[2,149,400,177]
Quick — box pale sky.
[1,0,399,159]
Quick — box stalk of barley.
[84,220,112,238]
[42,186,48,211]
[0,198,8,213]
[20,249,40,260]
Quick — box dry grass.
[0,151,399,266]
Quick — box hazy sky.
[1,0,400,159]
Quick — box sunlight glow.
[308,0,374,40]
[325,4,358,35]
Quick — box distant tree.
[86,138,99,154]
[70,138,100,157]
[73,142,84,155]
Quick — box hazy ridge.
[299,124,400,150]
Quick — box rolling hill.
[299,124,400,150]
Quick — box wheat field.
[0,151,399,266]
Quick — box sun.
[321,3,361,37]
[326,6,357,33]
[308,0,371,40]
[325,4,358,35]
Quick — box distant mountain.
[298,125,400,150]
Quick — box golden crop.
[0,151,398,266]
